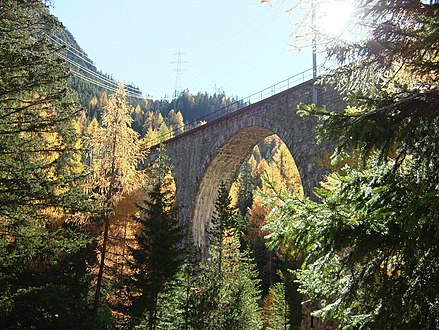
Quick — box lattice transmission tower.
[172,50,187,99]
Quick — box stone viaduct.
[146,77,343,251]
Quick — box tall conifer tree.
[128,147,184,330]
[0,0,96,327]
[264,1,439,327]
[86,84,145,321]
[263,282,290,330]
[208,181,237,273]
[191,229,262,329]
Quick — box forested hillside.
[54,27,241,140]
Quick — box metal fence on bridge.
[147,67,314,147]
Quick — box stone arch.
[191,124,304,250]
[157,81,341,251]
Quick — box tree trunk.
[92,215,110,322]
[92,127,118,323]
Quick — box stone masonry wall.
[161,79,344,250]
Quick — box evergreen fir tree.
[190,229,262,330]
[263,282,290,330]
[134,254,199,330]
[265,1,439,327]
[235,157,258,217]
[208,181,237,273]
[128,147,184,329]
[188,183,262,329]
[0,0,96,327]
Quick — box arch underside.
[191,125,300,250]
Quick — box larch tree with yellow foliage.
[85,84,146,322]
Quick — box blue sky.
[50,0,315,100]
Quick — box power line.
[60,54,144,99]
[58,53,117,88]
[49,34,146,99]
[49,34,96,67]
[70,70,118,94]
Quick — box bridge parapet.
[147,68,314,147]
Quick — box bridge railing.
[146,67,314,147]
